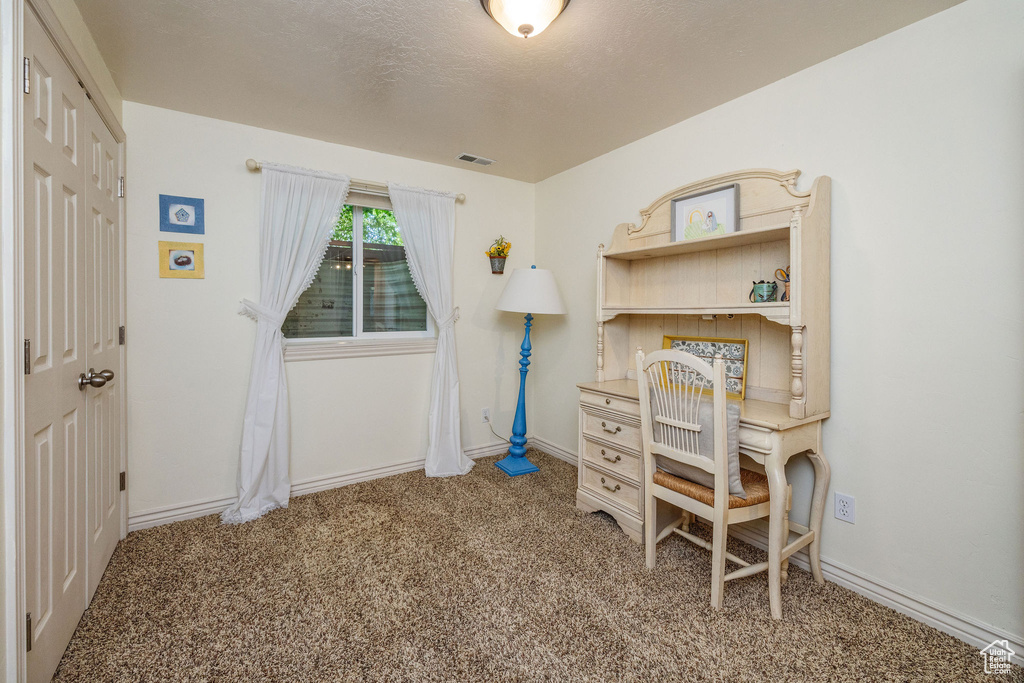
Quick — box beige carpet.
[55,450,1020,682]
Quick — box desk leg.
[781,484,792,584]
[765,451,788,620]
[806,438,831,585]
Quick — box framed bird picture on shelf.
[669,184,739,241]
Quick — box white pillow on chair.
[651,392,747,499]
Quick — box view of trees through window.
[333,205,403,245]
[282,205,428,339]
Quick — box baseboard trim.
[127,442,513,533]
[463,442,511,460]
[127,494,238,532]
[529,437,577,466]
[290,459,432,497]
[728,524,1023,666]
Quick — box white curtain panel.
[222,163,351,524]
[388,183,473,477]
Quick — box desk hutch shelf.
[577,169,833,574]
[595,168,831,419]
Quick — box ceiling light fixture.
[480,0,571,39]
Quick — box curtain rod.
[245,159,465,202]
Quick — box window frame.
[283,202,436,362]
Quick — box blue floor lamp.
[494,266,566,476]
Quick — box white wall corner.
[528,436,577,466]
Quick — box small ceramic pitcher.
[749,281,778,303]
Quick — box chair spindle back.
[636,348,728,478]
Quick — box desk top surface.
[578,379,829,431]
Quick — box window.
[282,204,434,359]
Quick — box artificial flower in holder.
[486,236,511,274]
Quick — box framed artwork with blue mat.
[159,194,205,235]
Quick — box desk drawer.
[580,463,640,514]
[738,424,774,453]
[580,390,640,418]
[581,438,640,483]
[581,409,641,453]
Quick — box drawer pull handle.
[605,398,611,405]
[600,477,621,493]
[600,449,621,463]
[601,421,622,434]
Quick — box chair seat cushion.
[653,468,770,509]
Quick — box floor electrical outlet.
[834,492,856,524]
[482,408,490,423]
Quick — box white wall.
[124,102,535,518]
[533,0,1023,645]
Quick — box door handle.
[78,368,114,391]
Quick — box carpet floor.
[54,450,1020,682]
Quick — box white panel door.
[22,8,88,682]
[84,98,122,598]
[22,5,126,681]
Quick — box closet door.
[84,98,123,598]
[22,7,88,682]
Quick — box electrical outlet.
[481,407,490,423]
[834,492,856,524]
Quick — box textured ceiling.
[75,0,962,182]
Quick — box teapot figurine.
[749,280,778,303]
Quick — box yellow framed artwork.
[158,241,204,279]
[661,335,748,400]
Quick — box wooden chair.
[636,347,778,612]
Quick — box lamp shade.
[495,267,567,315]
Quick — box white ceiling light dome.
[480,0,572,39]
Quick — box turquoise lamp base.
[494,454,539,477]
[496,312,538,478]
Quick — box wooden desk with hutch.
[575,169,832,618]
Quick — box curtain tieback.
[438,307,460,330]
[239,299,287,329]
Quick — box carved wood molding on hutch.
[579,170,833,591]
[594,168,830,421]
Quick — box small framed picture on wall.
[159,241,204,279]
[159,194,205,235]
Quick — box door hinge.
[23,58,30,94]
[25,613,31,652]
[24,339,31,375]
[119,471,126,491]
[117,176,125,198]
[119,325,126,345]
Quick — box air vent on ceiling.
[456,153,496,166]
